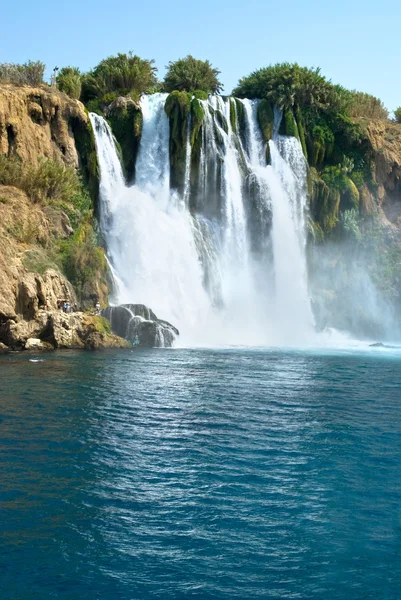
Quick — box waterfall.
[183,115,191,205]
[89,113,125,229]
[240,99,315,343]
[91,94,315,347]
[91,95,211,343]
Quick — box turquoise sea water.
[0,347,400,599]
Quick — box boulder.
[101,304,179,348]
[0,317,42,349]
[0,342,9,353]
[25,338,52,351]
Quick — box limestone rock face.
[101,304,179,347]
[1,318,43,348]
[0,309,130,351]
[363,120,401,224]
[0,85,88,167]
[43,206,74,238]
[25,337,52,351]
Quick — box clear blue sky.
[1,0,400,111]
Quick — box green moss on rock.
[91,315,111,334]
[279,108,299,138]
[310,168,341,233]
[215,109,229,135]
[295,106,308,159]
[70,115,100,210]
[257,99,274,143]
[106,98,142,182]
[165,91,192,190]
[340,176,360,211]
[234,98,246,140]
[193,90,209,101]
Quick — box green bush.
[0,60,45,86]
[163,55,222,94]
[233,63,345,114]
[346,91,388,120]
[57,67,82,99]
[81,52,157,103]
[395,107,401,124]
[0,155,83,205]
[23,159,82,203]
[59,223,106,298]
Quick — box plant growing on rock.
[163,55,222,94]
[395,107,401,124]
[0,60,45,86]
[233,63,344,113]
[0,155,83,205]
[81,52,158,103]
[345,91,388,120]
[59,223,107,302]
[57,67,82,100]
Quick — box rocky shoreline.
[0,264,129,352]
[0,264,179,352]
[0,309,130,352]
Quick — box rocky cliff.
[0,84,87,166]
[362,119,401,224]
[0,84,124,351]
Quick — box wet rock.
[101,304,179,347]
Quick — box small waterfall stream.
[90,94,315,346]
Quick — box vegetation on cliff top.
[0,61,45,86]
[81,52,158,106]
[56,67,82,100]
[233,62,395,235]
[163,55,222,94]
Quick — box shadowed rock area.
[101,304,179,347]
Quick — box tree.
[57,67,82,99]
[233,63,344,114]
[395,107,401,123]
[163,55,222,94]
[81,52,158,102]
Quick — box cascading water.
[240,99,315,343]
[91,95,211,343]
[91,94,316,346]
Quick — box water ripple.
[0,348,401,599]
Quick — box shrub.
[0,60,45,86]
[23,248,59,274]
[23,159,81,203]
[346,91,388,120]
[0,154,23,187]
[81,52,158,103]
[59,223,106,297]
[0,155,83,205]
[57,67,82,99]
[395,107,401,124]
[233,63,344,114]
[163,55,222,94]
